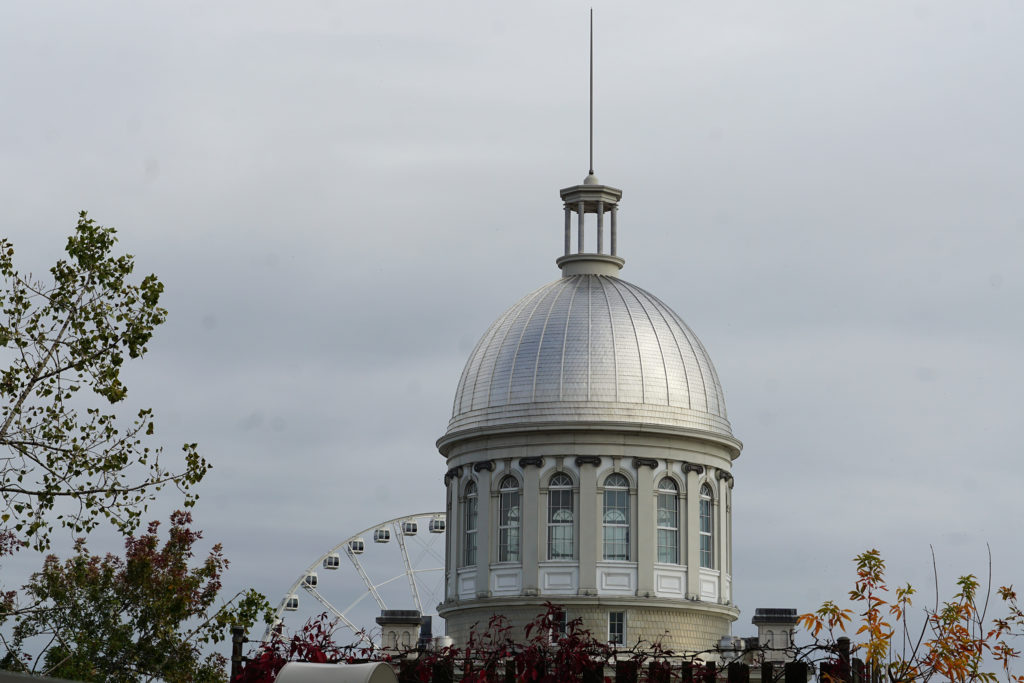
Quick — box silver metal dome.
[445,274,732,439]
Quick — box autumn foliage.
[238,603,683,682]
[3,511,271,681]
[801,549,1024,683]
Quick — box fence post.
[582,660,604,683]
[230,625,244,681]
[398,659,419,683]
[615,659,638,683]
[728,661,749,683]
[852,658,866,683]
[432,658,454,683]
[648,660,672,683]
[761,661,775,683]
[837,636,851,683]
[784,661,809,683]
[504,659,517,683]
[680,661,694,683]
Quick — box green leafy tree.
[0,212,209,551]
[4,510,272,681]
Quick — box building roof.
[443,273,734,442]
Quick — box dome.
[444,273,733,441]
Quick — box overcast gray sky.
[2,0,1023,645]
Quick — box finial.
[589,8,594,176]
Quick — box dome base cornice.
[437,418,742,459]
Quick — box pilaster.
[716,473,733,602]
[473,462,493,597]
[445,474,458,599]
[683,462,703,599]
[576,456,600,595]
[520,457,542,594]
[634,458,656,596]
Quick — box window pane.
[605,473,629,488]
[657,528,678,564]
[550,473,572,488]
[499,488,521,562]
[463,491,478,567]
[547,477,575,560]
[699,488,713,569]
[609,611,625,645]
[548,525,573,560]
[602,482,630,561]
[603,525,629,561]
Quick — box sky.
[2,0,1023,649]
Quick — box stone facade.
[444,599,735,654]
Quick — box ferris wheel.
[265,512,447,644]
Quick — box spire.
[584,8,598,187]
[556,10,625,278]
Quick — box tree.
[0,212,209,551]
[800,549,1024,683]
[3,510,272,681]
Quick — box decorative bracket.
[518,456,544,468]
[472,460,495,472]
[682,462,704,475]
[443,466,463,486]
[631,457,658,469]
[574,456,601,467]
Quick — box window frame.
[462,480,478,567]
[497,475,521,563]
[608,610,626,645]
[547,472,575,560]
[602,473,631,561]
[656,477,680,564]
[699,483,714,569]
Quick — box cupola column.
[610,206,618,256]
[596,201,605,253]
[564,208,571,256]
[577,201,585,253]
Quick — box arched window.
[602,473,630,561]
[699,484,714,568]
[547,472,574,560]
[498,475,521,563]
[656,477,679,564]
[463,480,478,566]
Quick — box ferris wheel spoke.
[408,538,446,568]
[395,521,423,613]
[346,545,388,611]
[269,512,446,645]
[304,584,360,634]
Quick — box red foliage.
[235,613,388,682]
[236,602,687,682]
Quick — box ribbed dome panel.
[447,275,732,438]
